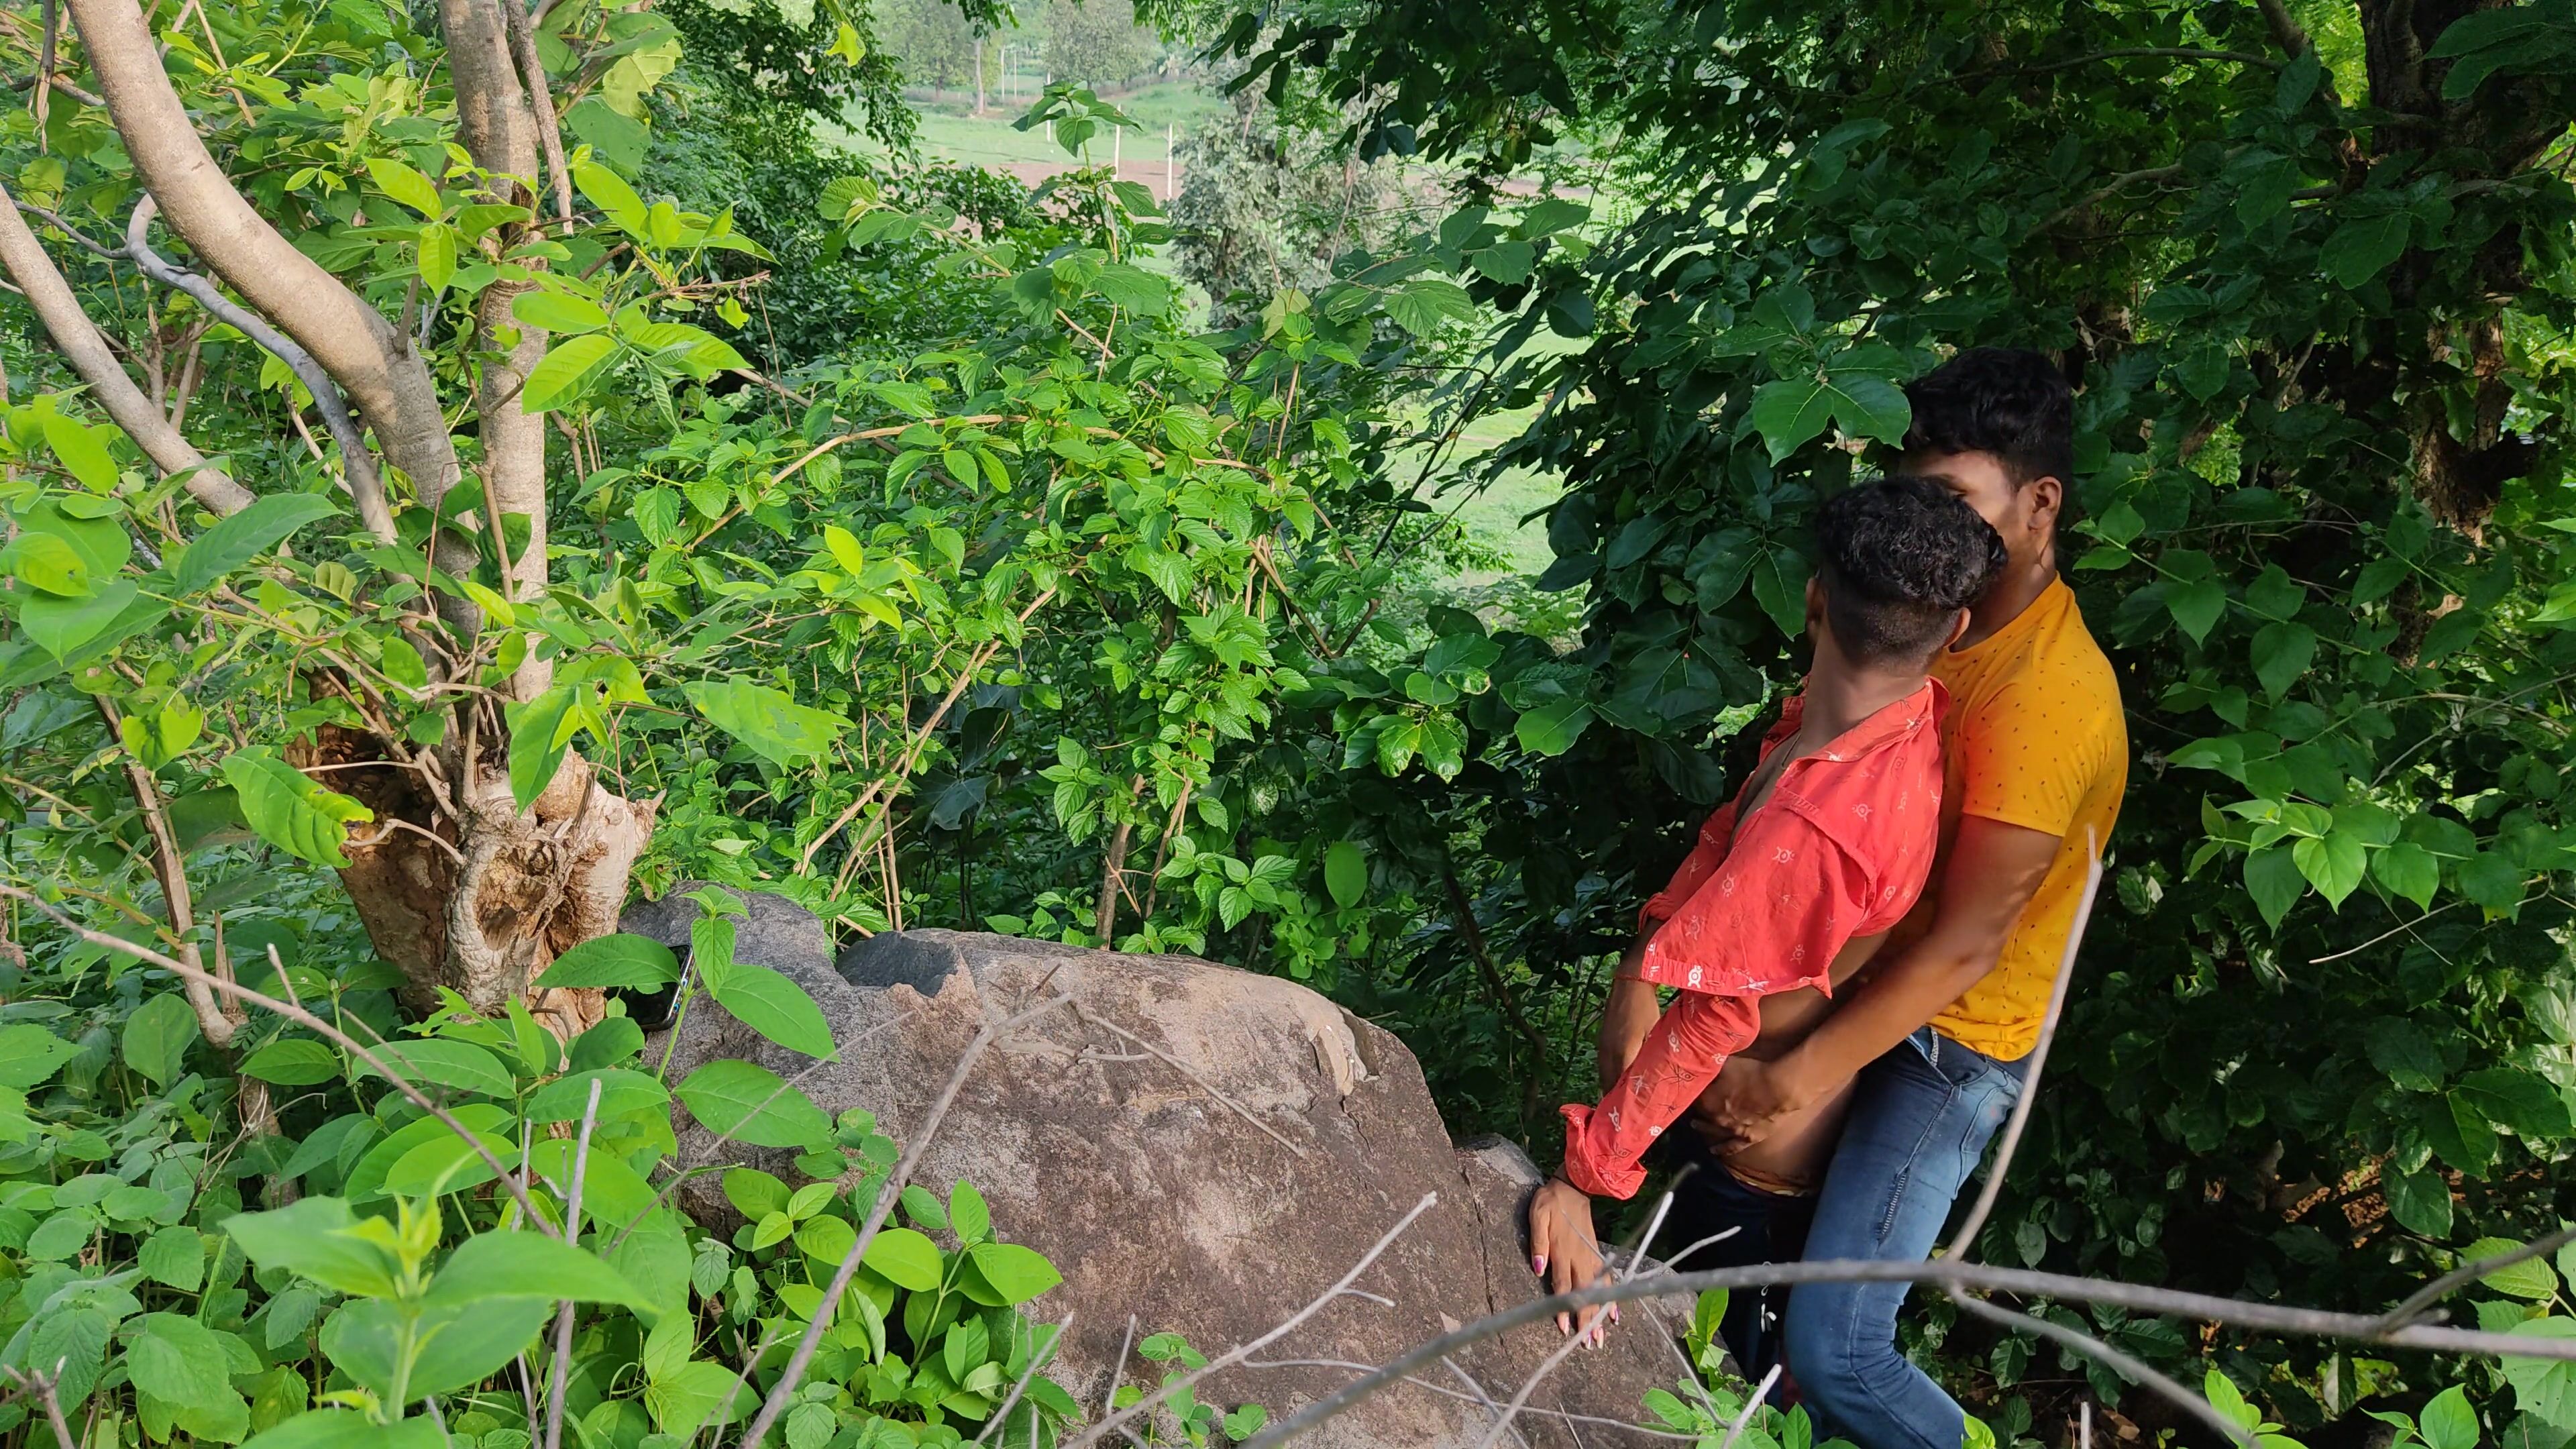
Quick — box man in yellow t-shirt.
[1681,349,2126,1447]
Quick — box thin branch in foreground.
[1714,1364,1779,1449]
[0,885,558,1236]
[1071,1002,1306,1158]
[970,1310,1077,1448]
[737,994,1077,1449]
[1061,1192,1442,1449]
[1471,1189,1677,1449]
[543,1076,602,1449]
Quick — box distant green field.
[832,83,1226,172]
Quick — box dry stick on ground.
[1097,1314,1146,1449]
[737,994,1077,1449]
[0,885,559,1235]
[1070,1002,1306,1157]
[543,1077,602,1449]
[1060,1193,1442,1449]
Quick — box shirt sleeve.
[1638,806,1737,930]
[1633,808,1875,996]
[1953,678,2112,838]
[1559,991,1764,1199]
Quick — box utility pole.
[1112,124,1122,180]
[1165,122,1175,199]
[974,35,985,113]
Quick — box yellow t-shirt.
[1899,578,2127,1061]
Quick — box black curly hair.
[1815,478,2009,666]
[1901,347,2075,488]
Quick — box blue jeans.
[1654,1144,1814,1387]
[1783,1028,2025,1449]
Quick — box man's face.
[1900,447,2059,582]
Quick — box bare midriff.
[1711,932,1888,1196]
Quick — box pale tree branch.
[0,177,255,513]
[2255,0,2312,58]
[123,195,396,543]
[65,0,464,514]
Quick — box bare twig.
[1064,1193,1440,1449]
[543,1077,602,1449]
[737,994,1076,1448]
[970,1310,1076,1447]
[0,885,557,1235]
[122,194,396,544]
[3,1367,75,1449]
[2377,1224,2576,1334]
[1471,1190,1677,1449]
[1715,1364,1779,1449]
[96,696,231,1046]
[1071,1002,1306,1157]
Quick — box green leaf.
[416,223,455,290]
[1821,369,1911,446]
[512,290,611,334]
[225,1197,402,1297]
[365,156,443,217]
[1750,549,1809,637]
[647,1358,755,1436]
[2322,213,2409,288]
[2425,1092,2499,1175]
[356,1038,515,1098]
[2,532,91,596]
[685,678,848,767]
[527,1067,669,1125]
[965,1241,1061,1304]
[951,1179,990,1244]
[2291,832,2366,909]
[2460,851,2527,915]
[863,1227,944,1291]
[424,1230,649,1309]
[121,991,199,1088]
[575,161,649,237]
[533,933,680,990]
[0,1024,76,1090]
[676,1059,832,1148]
[1744,378,1835,462]
[2418,1386,2479,1449]
[23,580,146,660]
[2505,1319,2576,1428]
[42,413,119,491]
[2461,1068,2575,1137]
[520,333,619,414]
[2249,621,2316,700]
[506,682,581,812]
[2167,578,2227,643]
[241,1038,341,1086]
[1383,277,1473,337]
[127,1311,237,1411]
[2383,1164,2453,1238]
[2244,846,2305,928]
[2372,842,2440,910]
[174,494,340,595]
[242,1410,444,1449]
[221,748,374,867]
[709,964,837,1059]
[1512,698,1594,755]
[1323,841,1367,909]
[139,1225,206,1291]
[2463,1238,2562,1302]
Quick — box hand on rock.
[1527,1175,1616,1347]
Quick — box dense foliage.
[13,0,2576,1436]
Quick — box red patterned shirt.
[1558,679,1949,1199]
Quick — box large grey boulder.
[629,889,1698,1448]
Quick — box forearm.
[1595,938,1658,1089]
[1776,941,1993,1097]
[1565,990,1762,1198]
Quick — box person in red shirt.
[1526,478,2007,1342]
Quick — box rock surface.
[631,890,1697,1448]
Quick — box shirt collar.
[1769,677,1947,769]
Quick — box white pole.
[1165,122,1174,199]
[1113,124,1122,179]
